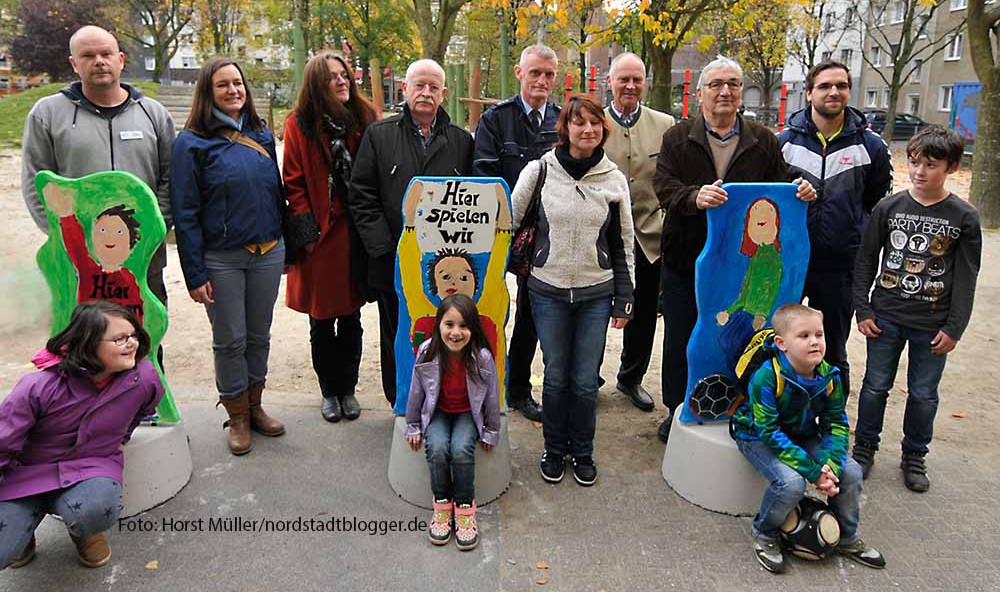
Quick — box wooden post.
[369,58,384,114]
[469,60,483,131]
[456,63,467,128]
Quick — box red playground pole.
[565,74,573,103]
[588,65,597,96]
[777,84,788,131]
[682,69,691,119]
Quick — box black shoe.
[510,394,544,422]
[657,412,672,443]
[321,397,342,423]
[572,456,597,486]
[901,452,930,492]
[341,393,361,420]
[852,440,878,479]
[540,451,565,483]
[836,538,886,569]
[617,382,655,412]
[753,534,785,574]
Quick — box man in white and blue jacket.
[778,61,892,395]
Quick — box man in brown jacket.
[653,57,816,442]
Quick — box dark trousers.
[310,312,363,399]
[802,267,854,395]
[508,274,539,402]
[660,267,697,412]
[617,246,662,387]
[376,290,399,406]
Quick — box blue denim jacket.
[404,341,501,446]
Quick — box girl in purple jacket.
[0,301,163,570]
[405,295,501,551]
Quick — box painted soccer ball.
[688,373,739,420]
[780,496,841,560]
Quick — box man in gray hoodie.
[22,25,175,309]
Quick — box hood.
[786,105,868,137]
[774,348,839,394]
[60,81,143,113]
[31,347,63,370]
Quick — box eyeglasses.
[705,79,742,91]
[103,333,139,347]
[331,72,352,82]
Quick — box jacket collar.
[399,104,451,132]
[61,81,141,113]
[771,347,839,394]
[542,149,618,179]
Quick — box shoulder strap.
[771,357,785,398]
[532,161,547,201]
[221,128,272,161]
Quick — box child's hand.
[815,465,840,496]
[857,318,882,338]
[44,183,74,217]
[406,434,422,450]
[480,441,494,452]
[930,331,957,355]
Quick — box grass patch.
[0,81,161,150]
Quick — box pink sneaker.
[428,499,453,545]
[454,502,478,551]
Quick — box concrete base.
[662,412,768,516]
[121,423,193,517]
[388,415,511,510]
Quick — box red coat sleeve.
[281,116,313,218]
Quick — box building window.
[824,13,835,31]
[938,85,953,111]
[950,0,967,10]
[911,59,923,82]
[945,32,963,60]
[872,46,883,66]
[846,8,856,25]
[892,0,905,22]
[822,51,833,62]
[882,88,891,107]
[181,56,196,68]
[906,94,921,114]
[145,57,155,71]
[866,88,878,107]
[876,7,886,25]
[841,49,854,63]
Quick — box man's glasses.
[705,79,742,91]
[103,333,139,347]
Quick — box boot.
[218,393,253,455]
[341,392,361,421]
[70,533,111,568]
[852,440,878,479]
[454,501,479,551]
[901,452,930,492]
[247,383,285,437]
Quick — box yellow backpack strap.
[771,357,785,398]
[825,380,835,396]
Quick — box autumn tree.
[967,0,999,226]
[548,0,606,91]
[324,0,418,88]
[412,0,471,63]
[116,0,195,82]
[194,0,246,56]
[858,0,965,140]
[5,0,111,80]
[714,0,792,114]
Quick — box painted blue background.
[679,183,809,424]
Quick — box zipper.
[108,119,116,169]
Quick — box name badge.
[120,130,144,140]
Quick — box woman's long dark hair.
[185,57,262,135]
[46,301,150,377]
[423,294,492,383]
[292,52,376,162]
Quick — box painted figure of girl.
[717,197,782,331]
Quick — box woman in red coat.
[282,52,377,422]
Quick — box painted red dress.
[61,216,144,322]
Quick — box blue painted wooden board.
[679,183,809,424]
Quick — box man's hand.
[189,282,214,304]
[611,317,629,329]
[930,331,957,355]
[793,178,817,202]
[696,180,728,210]
[480,441,494,452]
[407,433,422,451]
[857,318,881,338]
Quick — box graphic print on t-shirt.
[883,210,963,303]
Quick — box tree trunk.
[648,44,675,113]
[881,69,905,143]
[970,80,1000,227]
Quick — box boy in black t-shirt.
[851,126,982,492]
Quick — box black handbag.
[507,161,547,277]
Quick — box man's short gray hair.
[519,44,557,67]
[697,56,743,89]
[405,58,446,84]
[608,52,646,80]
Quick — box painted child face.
[775,314,826,373]
[439,307,471,354]
[746,200,779,246]
[92,214,131,269]
[434,257,475,299]
[96,314,139,375]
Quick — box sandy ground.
[0,144,996,467]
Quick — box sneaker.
[572,456,598,486]
[753,534,785,573]
[836,538,886,569]
[901,452,930,492]
[428,499,453,545]
[540,451,565,483]
[70,533,111,568]
[454,502,478,551]
[9,536,35,569]
[852,440,878,479]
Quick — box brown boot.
[247,383,285,436]
[218,393,253,455]
[70,533,111,568]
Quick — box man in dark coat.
[349,58,474,406]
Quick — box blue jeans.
[424,409,478,505]
[530,291,612,458]
[855,318,948,456]
[736,438,863,543]
[0,478,122,570]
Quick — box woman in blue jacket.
[170,57,286,456]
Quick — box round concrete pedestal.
[388,415,511,510]
[662,412,768,516]
[121,423,192,517]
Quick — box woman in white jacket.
[511,94,636,487]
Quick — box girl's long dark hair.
[185,57,262,135]
[423,294,492,383]
[292,52,377,162]
[46,301,150,377]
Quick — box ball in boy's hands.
[406,434,422,451]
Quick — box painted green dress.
[726,243,782,318]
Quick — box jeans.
[660,267,697,411]
[204,243,284,399]
[617,245,662,388]
[803,267,855,395]
[376,290,399,405]
[424,409,478,505]
[855,318,948,456]
[0,478,122,570]
[531,291,612,458]
[736,438,863,543]
[508,274,539,403]
[310,312,363,399]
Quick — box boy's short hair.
[906,125,964,168]
[772,304,823,336]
